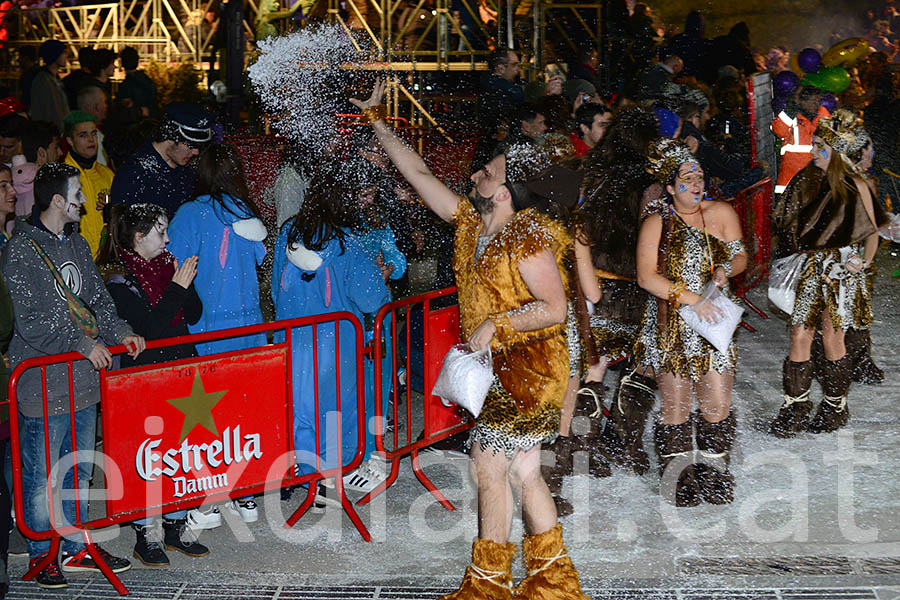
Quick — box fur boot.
[598,370,656,475]
[695,412,736,505]
[514,523,589,600]
[809,354,851,433]
[769,359,814,438]
[572,382,611,477]
[847,328,884,385]
[439,538,516,600]
[654,421,701,507]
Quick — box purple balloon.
[821,92,838,113]
[774,70,801,96]
[798,48,822,74]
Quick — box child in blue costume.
[272,171,391,484]
[167,143,267,357]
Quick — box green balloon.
[802,67,850,93]
[819,67,851,93]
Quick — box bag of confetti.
[767,253,807,314]
[432,344,493,418]
[679,282,744,355]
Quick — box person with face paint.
[634,138,747,507]
[96,203,209,567]
[770,110,889,438]
[352,80,588,600]
[1,163,144,588]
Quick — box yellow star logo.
[167,372,228,442]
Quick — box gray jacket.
[1,217,133,417]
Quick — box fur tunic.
[452,199,570,454]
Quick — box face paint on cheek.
[679,184,688,192]
[694,195,701,204]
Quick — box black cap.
[162,102,213,144]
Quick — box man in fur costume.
[352,81,588,600]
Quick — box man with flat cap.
[110,102,213,218]
[29,40,70,132]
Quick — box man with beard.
[773,86,830,194]
[351,81,588,600]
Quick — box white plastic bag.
[678,282,744,355]
[879,212,900,243]
[767,253,807,314]
[431,344,494,418]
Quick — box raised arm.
[351,80,460,222]
[574,230,601,304]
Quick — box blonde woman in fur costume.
[352,81,588,600]
[770,110,887,438]
[634,139,747,507]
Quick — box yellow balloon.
[822,37,870,68]
[789,52,804,76]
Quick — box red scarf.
[120,247,184,326]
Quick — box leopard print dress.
[632,211,745,382]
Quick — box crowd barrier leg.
[739,292,769,320]
[739,319,757,333]
[83,529,128,595]
[410,449,456,511]
[284,477,372,542]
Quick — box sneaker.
[162,518,209,557]
[30,554,67,588]
[8,526,28,558]
[341,458,389,494]
[314,483,342,509]
[187,506,222,530]
[132,523,169,567]
[226,498,259,523]
[61,546,132,574]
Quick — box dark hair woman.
[272,164,391,502]
[98,202,208,567]
[570,108,660,477]
[770,110,888,437]
[634,138,747,507]
[165,142,267,522]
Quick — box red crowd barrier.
[359,286,474,510]
[732,176,774,321]
[8,314,371,595]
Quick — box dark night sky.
[655,0,877,51]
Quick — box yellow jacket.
[65,152,113,259]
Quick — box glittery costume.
[454,199,570,456]
[774,165,887,331]
[633,207,746,381]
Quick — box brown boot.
[654,421,701,507]
[440,538,516,600]
[572,381,611,478]
[598,370,656,475]
[695,412,736,505]
[809,354,851,433]
[847,328,884,385]
[514,523,589,600]
[769,359,814,438]
[540,435,574,496]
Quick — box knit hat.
[646,138,698,183]
[814,108,869,163]
[39,39,66,64]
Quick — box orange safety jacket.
[772,105,830,194]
